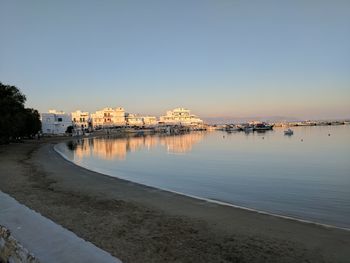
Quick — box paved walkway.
[0,191,122,263]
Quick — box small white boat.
[284,128,294,135]
[244,126,254,133]
[225,125,240,132]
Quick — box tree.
[0,82,41,143]
[23,108,42,137]
[65,125,73,134]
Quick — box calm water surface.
[56,125,350,228]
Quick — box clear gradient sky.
[1,0,349,119]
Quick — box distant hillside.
[203,116,301,124]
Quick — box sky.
[0,0,349,120]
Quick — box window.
[58,118,62,122]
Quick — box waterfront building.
[41,110,72,135]
[159,107,203,126]
[143,116,158,127]
[71,110,90,130]
[91,107,114,128]
[125,114,158,127]
[113,107,126,126]
[91,107,126,128]
[126,113,144,126]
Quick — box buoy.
[328,134,331,136]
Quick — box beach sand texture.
[1,138,350,263]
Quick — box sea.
[55,125,350,229]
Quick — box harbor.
[56,125,350,229]
[40,107,350,138]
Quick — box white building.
[159,108,203,126]
[91,107,126,128]
[71,110,90,130]
[142,116,158,127]
[113,107,126,125]
[126,113,144,126]
[125,114,158,127]
[41,110,72,135]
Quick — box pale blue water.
[56,125,350,228]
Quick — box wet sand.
[1,138,350,263]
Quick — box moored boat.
[284,128,294,135]
[237,123,254,132]
[243,126,254,132]
[225,125,241,132]
[253,122,274,131]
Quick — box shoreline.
[1,138,350,262]
[53,144,350,231]
[54,142,350,232]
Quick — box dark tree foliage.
[65,125,73,134]
[0,82,41,144]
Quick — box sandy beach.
[1,137,350,263]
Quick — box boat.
[284,128,294,135]
[253,122,274,131]
[243,125,254,133]
[225,125,241,132]
[237,123,254,132]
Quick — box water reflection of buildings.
[72,133,205,160]
[159,133,204,153]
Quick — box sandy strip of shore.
[1,138,350,263]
